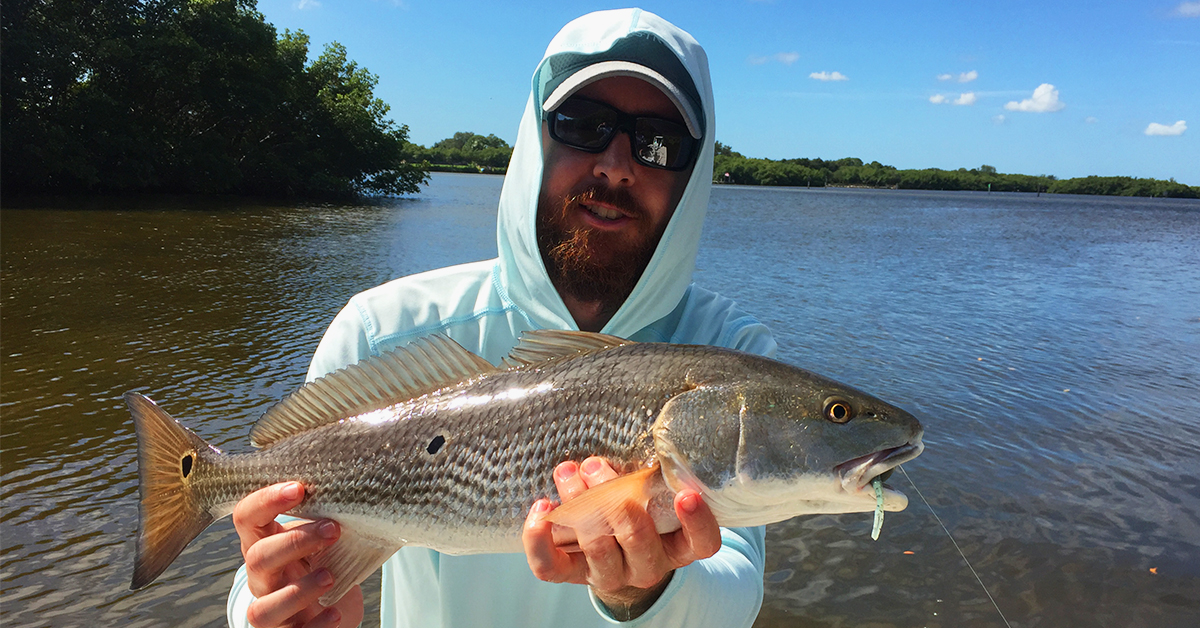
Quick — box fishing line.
[899,465,1013,628]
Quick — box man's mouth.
[578,198,636,223]
[586,204,623,220]
[564,187,643,227]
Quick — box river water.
[2,173,1198,627]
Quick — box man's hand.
[522,457,722,619]
[233,482,365,628]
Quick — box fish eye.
[823,398,854,423]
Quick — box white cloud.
[1145,120,1187,136]
[810,71,848,81]
[938,70,978,83]
[930,92,976,105]
[993,114,1006,125]
[1085,116,1098,124]
[1174,2,1200,17]
[749,52,800,66]
[296,0,321,8]
[1004,84,1065,112]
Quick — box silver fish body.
[128,331,923,605]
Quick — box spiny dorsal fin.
[250,334,497,448]
[502,330,635,369]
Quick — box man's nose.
[592,131,637,186]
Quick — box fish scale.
[126,330,923,606]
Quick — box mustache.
[561,185,647,220]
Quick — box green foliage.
[403,132,513,169]
[713,141,742,158]
[1048,176,1197,199]
[711,143,1196,197]
[425,163,508,175]
[1,0,428,197]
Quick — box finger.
[324,585,365,628]
[552,461,588,503]
[523,499,586,584]
[245,521,338,598]
[245,520,339,592]
[578,530,626,593]
[303,606,342,628]
[662,490,721,566]
[579,456,619,489]
[245,568,334,628]
[235,482,306,554]
[609,503,674,590]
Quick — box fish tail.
[126,392,220,590]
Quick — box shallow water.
[2,174,1198,627]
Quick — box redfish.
[127,330,923,604]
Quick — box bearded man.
[227,8,776,628]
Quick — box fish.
[127,330,924,605]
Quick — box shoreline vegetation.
[709,143,1198,199]
[400,136,1200,199]
[402,139,1199,199]
[2,1,1195,201]
[2,0,426,199]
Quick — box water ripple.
[3,182,1198,627]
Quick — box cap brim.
[541,60,703,140]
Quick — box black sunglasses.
[547,97,699,171]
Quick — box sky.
[256,0,1199,185]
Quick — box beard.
[535,184,668,313]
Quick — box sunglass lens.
[551,102,614,150]
[634,118,693,169]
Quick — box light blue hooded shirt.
[229,8,776,627]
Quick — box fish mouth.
[834,439,924,494]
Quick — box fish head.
[652,371,923,527]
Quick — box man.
[227,8,776,628]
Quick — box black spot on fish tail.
[181,454,193,478]
[427,435,445,455]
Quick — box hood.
[495,8,716,339]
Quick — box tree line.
[402,132,511,173]
[3,0,1191,200]
[712,143,1198,199]
[415,138,1200,199]
[2,0,426,197]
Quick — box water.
[2,175,1198,627]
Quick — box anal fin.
[310,528,402,607]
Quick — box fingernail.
[533,499,552,514]
[680,492,700,514]
[581,458,602,475]
[318,520,338,539]
[315,569,334,587]
[281,482,303,501]
[555,461,578,482]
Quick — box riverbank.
[425,164,507,175]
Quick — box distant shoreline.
[426,164,507,175]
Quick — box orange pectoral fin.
[543,464,662,536]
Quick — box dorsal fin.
[250,334,497,448]
[502,330,635,369]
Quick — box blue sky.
[257,1,1199,184]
